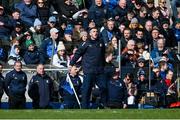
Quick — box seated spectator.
[10,9,23,28]
[173,18,180,43]
[32,18,45,48]
[151,27,161,49]
[136,42,150,61]
[145,0,155,18]
[24,40,45,65]
[36,0,51,25]
[120,28,132,51]
[44,16,57,38]
[157,0,170,18]
[136,6,148,27]
[150,8,161,28]
[88,0,109,28]
[100,18,117,46]
[11,22,24,40]
[52,41,70,68]
[15,0,37,27]
[40,28,59,63]
[160,18,177,48]
[132,0,144,15]
[151,38,174,64]
[8,45,25,65]
[129,17,143,38]
[119,11,135,28]
[133,28,146,44]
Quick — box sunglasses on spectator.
[147,2,154,4]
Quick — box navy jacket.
[4,70,27,97]
[24,49,45,64]
[70,39,105,74]
[107,79,127,105]
[28,74,53,108]
[59,74,82,101]
[15,2,37,27]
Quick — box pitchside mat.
[0,109,180,119]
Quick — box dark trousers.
[81,73,107,109]
[9,95,26,109]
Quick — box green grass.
[0,109,180,119]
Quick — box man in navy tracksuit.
[70,27,106,108]
[28,64,54,109]
[4,61,27,109]
[59,65,82,109]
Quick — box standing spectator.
[151,27,160,49]
[59,65,82,109]
[10,9,23,28]
[136,6,148,27]
[40,28,59,63]
[150,8,161,28]
[88,0,109,28]
[120,28,132,51]
[4,61,27,109]
[15,0,37,27]
[70,27,106,108]
[23,40,45,65]
[28,64,54,109]
[0,63,4,108]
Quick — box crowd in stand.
[0,0,179,109]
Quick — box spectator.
[79,30,88,42]
[157,0,170,18]
[24,40,45,64]
[15,0,37,27]
[59,65,82,109]
[151,27,160,48]
[150,8,161,28]
[40,28,59,63]
[136,42,150,61]
[36,0,51,25]
[88,0,109,27]
[100,18,117,46]
[136,6,148,27]
[72,20,83,44]
[151,38,174,64]
[44,16,57,38]
[120,28,131,50]
[144,20,153,47]
[4,61,27,109]
[118,11,135,28]
[129,17,143,38]
[52,41,70,68]
[28,64,54,108]
[10,9,23,28]
[60,0,78,21]
[8,45,25,65]
[113,0,130,21]
[32,18,45,48]
[123,73,137,108]
[145,0,155,18]
[160,18,177,48]
[132,0,144,15]
[11,22,24,40]
[173,18,180,43]
[70,27,106,108]
[133,28,146,44]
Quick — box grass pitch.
[0,109,180,119]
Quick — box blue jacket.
[150,48,174,64]
[103,0,118,10]
[0,15,12,38]
[100,28,116,46]
[28,74,53,108]
[173,28,180,42]
[4,70,27,97]
[70,39,105,74]
[15,2,37,27]
[24,49,45,64]
[40,37,57,60]
[107,79,127,105]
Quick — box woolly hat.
[26,40,34,48]
[57,41,66,51]
[131,18,138,24]
[34,18,42,27]
[80,31,87,38]
[64,30,72,35]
